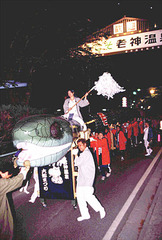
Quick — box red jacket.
[139,121,144,134]
[132,121,138,137]
[90,138,110,165]
[105,129,116,150]
[116,131,127,150]
[122,122,127,134]
[127,124,132,139]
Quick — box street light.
[150,88,155,95]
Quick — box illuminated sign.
[122,97,127,107]
[81,29,162,56]
[113,23,123,34]
[0,80,27,89]
[127,21,137,32]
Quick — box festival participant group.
[89,117,158,180]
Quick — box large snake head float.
[12,115,73,167]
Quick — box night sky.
[0,0,162,109]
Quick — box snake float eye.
[50,122,63,139]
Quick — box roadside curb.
[116,150,162,240]
[138,165,162,240]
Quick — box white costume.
[63,97,89,131]
[143,127,153,156]
[75,147,105,221]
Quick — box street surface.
[12,145,161,240]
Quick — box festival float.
[12,72,125,207]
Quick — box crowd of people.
[63,89,161,182]
[73,116,160,221]
[89,117,160,180]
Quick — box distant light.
[150,6,153,9]
[148,106,151,109]
[150,88,155,94]
[133,91,137,95]
[160,121,162,130]
[141,106,143,109]
[137,88,141,92]
[57,109,62,112]
[102,109,107,112]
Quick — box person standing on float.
[63,90,89,131]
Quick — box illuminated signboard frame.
[81,29,162,56]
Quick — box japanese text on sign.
[84,29,162,55]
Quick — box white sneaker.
[106,173,111,178]
[145,153,150,156]
[77,215,90,221]
[99,208,106,219]
[149,149,153,155]
[101,176,105,181]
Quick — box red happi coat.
[116,131,127,150]
[139,120,144,134]
[122,122,127,134]
[90,138,110,165]
[127,123,132,139]
[132,121,138,137]
[105,129,116,150]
